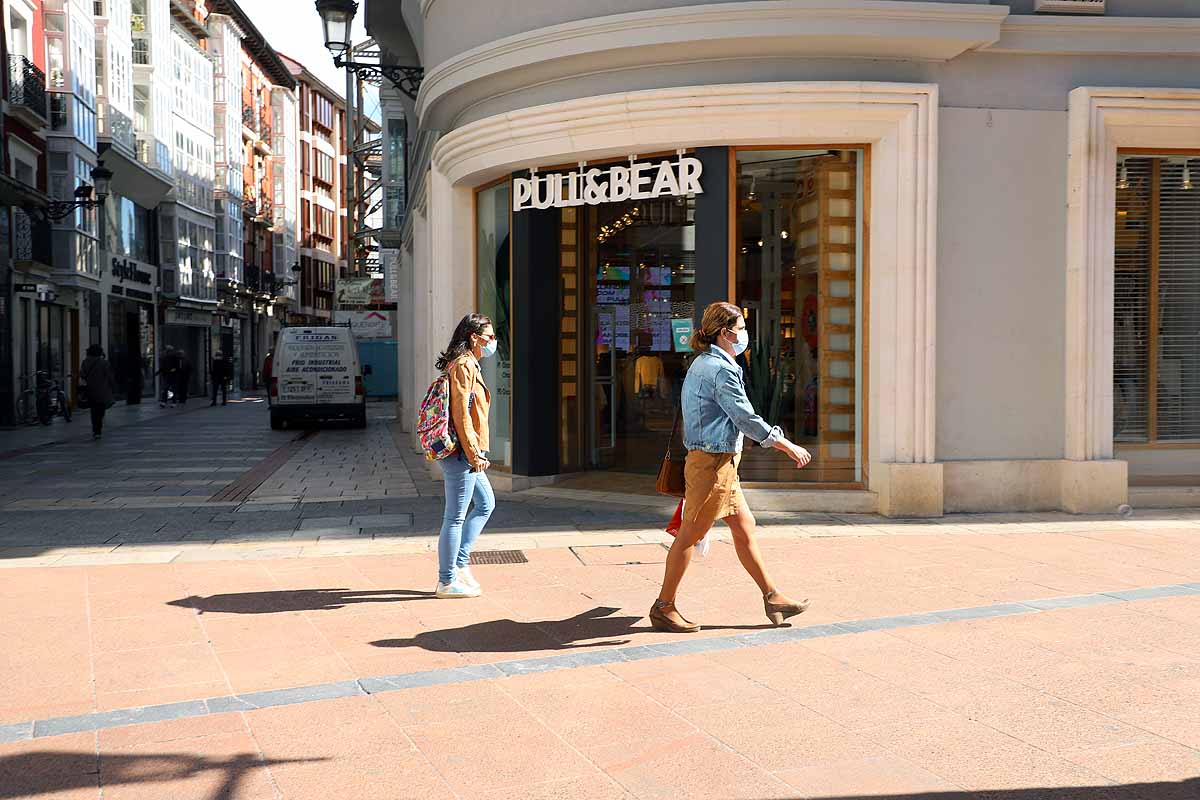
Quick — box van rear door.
[312,333,356,405]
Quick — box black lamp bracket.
[333,55,423,102]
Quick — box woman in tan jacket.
[434,313,496,598]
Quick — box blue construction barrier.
[358,341,398,398]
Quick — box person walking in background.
[433,313,497,599]
[158,346,180,407]
[210,351,231,406]
[650,302,814,633]
[176,352,193,405]
[79,345,117,439]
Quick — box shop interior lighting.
[1183,161,1193,191]
[1117,161,1130,190]
[781,229,789,239]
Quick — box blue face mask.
[729,328,749,356]
[480,337,498,358]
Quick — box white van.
[269,325,370,429]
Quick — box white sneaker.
[456,566,480,590]
[435,580,481,599]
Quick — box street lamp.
[315,0,355,54]
[39,163,114,221]
[313,0,423,101]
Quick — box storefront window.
[476,181,512,467]
[1114,154,1200,443]
[735,149,865,483]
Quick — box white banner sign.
[513,157,703,212]
[335,310,393,340]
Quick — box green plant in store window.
[744,344,789,430]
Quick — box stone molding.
[989,15,1200,55]
[1065,87,1200,462]
[427,82,939,499]
[416,1,1006,127]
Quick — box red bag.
[666,499,684,537]
[666,500,711,557]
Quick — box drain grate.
[470,550,528,565]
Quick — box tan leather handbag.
[655,409,685,497]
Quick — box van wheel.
[270,412,284,430]
[351,411,367,429]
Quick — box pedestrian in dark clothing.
[80,345,117,439]
[158,347,180,406]
[211,351,231,405]
[176,353,193,405]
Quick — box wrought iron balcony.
[241,105,258,133]
[7,55,48,122]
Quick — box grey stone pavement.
[1,396,1197,569]
[0,398,695,566]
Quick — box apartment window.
[314,151,334,186]
[314,93,333,130]
[315,207,334,241]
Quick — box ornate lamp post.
[314,0,423,101]
[40,163,114,221]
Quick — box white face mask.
[728,328,749,356]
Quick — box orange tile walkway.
[3,526,1200,798]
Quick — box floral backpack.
[417,372,458,461]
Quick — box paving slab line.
[4,581,1200,744]
[208,430,318,504]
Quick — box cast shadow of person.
[0,750,322,800]
[370,605,646,653]
[167,588,434,615]
[772,778,1200,800]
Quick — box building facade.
[201,0,295,390]
[1,0,303,422]
[1,0,53,424]
[279,52,345,326]
[366,0,1200,516]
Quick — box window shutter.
[1114,155,1200,443]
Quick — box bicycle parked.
[16,371,72,426]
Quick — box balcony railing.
[7,55,48,121]
[132,39,150,66]
[241,105,257,133]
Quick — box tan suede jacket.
[448,353,491,470]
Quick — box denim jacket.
[682,346,784,454]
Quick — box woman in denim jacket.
[651,302,813,632]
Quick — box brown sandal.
[764,591,810,627]
[649,599,700,633]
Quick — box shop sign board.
[335,309,393,340]
[13,283,38,294]
[513,156,704,212]
[111,256,154,285]
[166,308,214,327]
[335,277,386,306]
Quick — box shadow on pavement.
[0,750,321,800]
[371,605,649,652]
[761,778,1199,800]
[167,588,435,614]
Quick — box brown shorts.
[683,450,745,528]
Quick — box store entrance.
[560,196,697,476]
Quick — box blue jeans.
[438,453,495,584]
